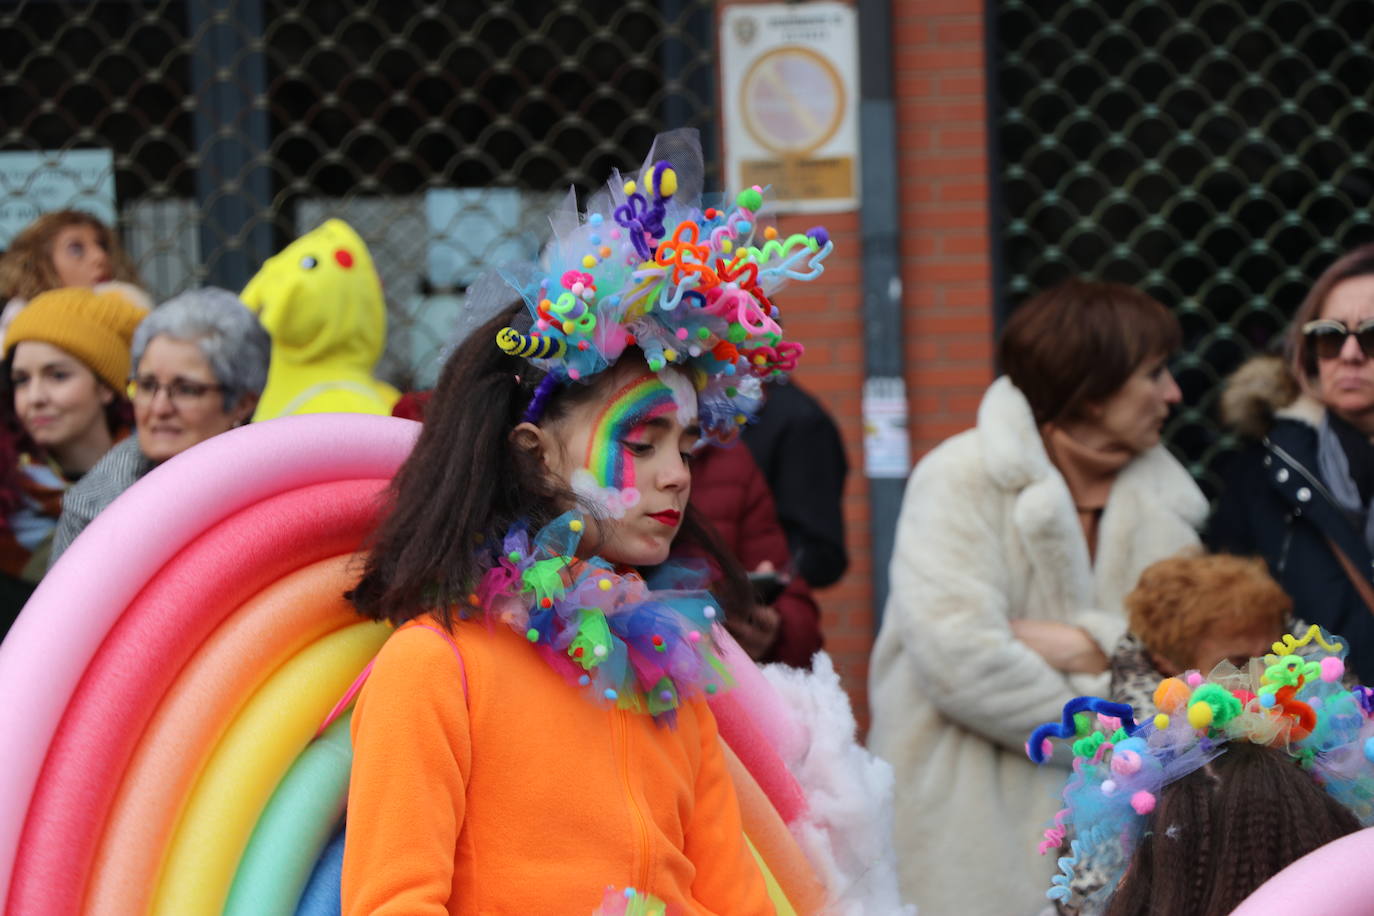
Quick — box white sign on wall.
[863,376,911,479]
[720,2,860,213]
[0,149,116,249]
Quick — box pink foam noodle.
[709,630,809,766]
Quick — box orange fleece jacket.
[342,615,775,915]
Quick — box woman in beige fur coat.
[868,280,1207,916]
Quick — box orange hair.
[1125,553,1291,672]
[0,209,140,301]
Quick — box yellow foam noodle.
[747,834,799,916]
[150,620,389,915]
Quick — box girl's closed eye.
[622,440,654,457]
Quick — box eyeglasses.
[126,375,223,404]
[1302,318,1374,361]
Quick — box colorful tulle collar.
[470,511,730,724]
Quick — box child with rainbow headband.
[342,130,831,913]
[1027,625,1374,916]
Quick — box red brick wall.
[720,0,995,731]
[895,0,996,458]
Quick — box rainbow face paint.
[571,372,697,518]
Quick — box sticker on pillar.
[863,376,910,479]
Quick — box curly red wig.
[1125,553,1291,673]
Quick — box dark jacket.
[1205,357,1374,681]
[686,443,823,667]
[741,383,849,588]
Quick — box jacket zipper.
[1265,438,1343,508]
[1277,522,1294,576]
[613,708,651,893]
[1265,437,1372,579]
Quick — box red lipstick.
[649,509,681,526]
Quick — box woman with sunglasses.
[48,287,270,566]
[1208,243,1374,680]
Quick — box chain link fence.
[1,0,717,388]
[995,0,1374,498]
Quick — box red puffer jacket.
[686,444,823,667]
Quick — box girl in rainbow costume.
[343,130,833,913]
[1028,625,1374,915]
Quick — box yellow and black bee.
[496,327,566,359]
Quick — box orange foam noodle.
[720,740,828,915]
[83,555,365,916]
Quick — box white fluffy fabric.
[761,652,917,915]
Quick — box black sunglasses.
[1302,318,1374,361]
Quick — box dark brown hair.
[0,210,141,301]
[1105,742,1360,916]
[1126,553,1290,672]
[349,302,750,629]
[999,278,1181,425]
[1285,243,1374,382]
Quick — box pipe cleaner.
[474,129,830,441]
[1027,625,1374,909]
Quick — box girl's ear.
[510,421,555,470]
[98,382,115,406]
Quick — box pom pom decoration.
[1187,701,1214,729]
[477,129,829,441]
[1154,677,1191,714]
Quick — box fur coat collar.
[1220,354,1323,438]
[977,377,1209,621]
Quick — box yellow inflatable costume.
[240,220,400,419]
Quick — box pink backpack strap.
[411,623,471,700]
[315,622,470,737]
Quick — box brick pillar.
[895,0,995,457]
[717,0,995,732]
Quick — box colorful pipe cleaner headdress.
[1026,626,1374,906]
[484,128,830,442]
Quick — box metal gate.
[0,0,717,387]
[994,0,1374,496]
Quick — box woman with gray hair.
[49,287,270,564]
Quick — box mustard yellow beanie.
[3,287,150,392]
